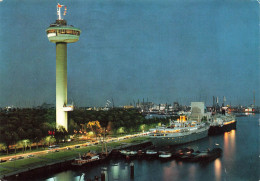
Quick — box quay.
[0,138,151,180]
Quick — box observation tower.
[46,4,81,131]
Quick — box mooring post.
[101,170,105,181]
[130,162,134,178]
[94,175,99,181]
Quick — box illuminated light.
[47,33,56,37]
[63,105,74,111]
[223,120,235,125]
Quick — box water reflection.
[188,164,196,181]
[224,130,236,159]
[214,158,221,181]
[163,161,176,179]
[111,163,120,180]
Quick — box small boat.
[146,150,157,155]
[172,148,194,159]
[177,148,222,162]
[72,154,100,166]
[145,150,158,159]
[158,152,172,159]
[120,150,137,156]
[120,150,128,155]
[199,148,222,162]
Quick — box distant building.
[189,102,207,121]
[173,102,179,110]
[124,105,134,109]
[136,102,154,112]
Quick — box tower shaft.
[56,42,68,130]
[47,4,81,131]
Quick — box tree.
[33,129,43,150]
[0,131,19,154]
[0,143,6,153]
[54,126,68,144]
[26,129,33,151]
[86,120,102,140]
[43,136,56,148]
[68,119,80,135]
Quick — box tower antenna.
[57,3,64,20]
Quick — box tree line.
[0,108,172,154]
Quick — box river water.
[40,116,259,181]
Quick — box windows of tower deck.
[46,29,80,36]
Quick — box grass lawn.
[0,157,47,175]
[0,136,150,177]
[118,136,149,144]
[0,167,13,175]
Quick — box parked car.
[0,159,7,163]
[17,156,24,160]
[48,145,60,150]
[9,158,16,161]
[27,154,34,158]
[75,145,80,148]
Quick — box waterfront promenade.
[0,133,149,179]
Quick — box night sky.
[0,0,259,107]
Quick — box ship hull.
[208,121,236,135]
[150,128,209,146]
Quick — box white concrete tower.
[46,4,81,130]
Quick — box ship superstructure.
[208,113,236,135]
[149,102,210,146]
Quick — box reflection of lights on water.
[214,158,221,181]
[73,173,84,181]
[163,160,178,180]
[224,130,236,158]
[188,165,196,180]
[224,132,229,157]
[230,130,236,152]
[110,162,129,180]
[111,163,120,180]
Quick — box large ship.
[149,102,210,146]
[208,113,236,135]
[149,116,209,146]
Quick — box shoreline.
[0,139,151,180]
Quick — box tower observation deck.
[46,4,81,131]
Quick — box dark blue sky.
[0,0,259,107]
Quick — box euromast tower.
[46,4,81,130]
